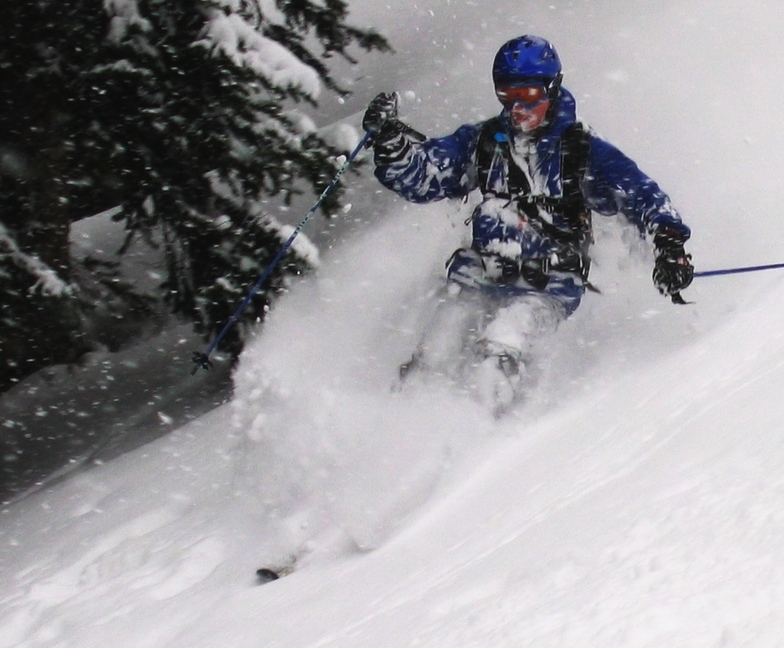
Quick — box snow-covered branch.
[0,224,72,298]
[103,0,152,44]
[196,9,321,99]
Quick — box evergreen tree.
[0,0,389,391]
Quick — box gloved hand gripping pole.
[670,261,784,305]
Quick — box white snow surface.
[4,1,784,646]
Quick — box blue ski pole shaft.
[693,262,784,278]
[192,130,374,374]
[670,261,784,304]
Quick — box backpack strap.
[474,118,595,283]
[475,116,530,198]
[475,117,501,194]
[559,121,593,281]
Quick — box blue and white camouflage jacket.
[373,88,690,314]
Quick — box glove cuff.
[653,224,690,251]
[373,120,413,164]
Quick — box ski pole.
[192,129,374,374]
[670,261,784,304]
[693,262,784,278]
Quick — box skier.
[362,35,694,411]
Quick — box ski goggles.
[494,82,552,107]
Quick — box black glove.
[652,226,694,299]
[362,92,399,133]
[362,92,415,164]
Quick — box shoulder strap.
[560,121,590,208]
[475,118,589,203]
[475,117,532,197]
[475,117,502,193]
[559,121,595,283]
[559,122,592,244]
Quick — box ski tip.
[256,568,280,584]
[256,564,297,584]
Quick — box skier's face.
[495,82,551,133]
[508,100,550,132]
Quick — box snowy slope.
[183,276,784,647]
[3,0,784,646]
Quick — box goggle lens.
[495,84,549,107]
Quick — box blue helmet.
[492,35,562,85]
